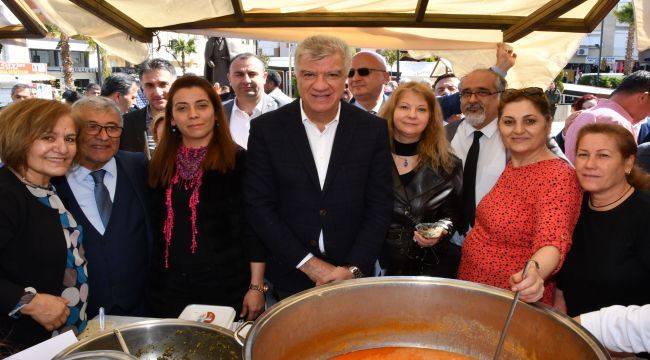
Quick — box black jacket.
[381,158,463,277]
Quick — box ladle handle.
[493,259,538,360]
[114,328,131,355]
[234,321,254,346]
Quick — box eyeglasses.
[348,68,385,78]
[460,89,503,98]
[85,123,123,138]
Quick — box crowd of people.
[0,34,649,357]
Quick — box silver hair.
[459,68,508,94]
[294,35,352,73]
[71,96,123,125]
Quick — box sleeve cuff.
[490,65,507,78]
[296,253,314,269]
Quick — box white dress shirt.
[581,304,650,354]
[295,100,341,268]
[65,158,118,235]
[449,118,506,245]
[229,98,265,149]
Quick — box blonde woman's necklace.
[393,138,420,168]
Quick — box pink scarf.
[163,145,207,269]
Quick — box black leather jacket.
[381,157,464,276]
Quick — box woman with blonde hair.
[148,76,265,320]
[378,81,463,277]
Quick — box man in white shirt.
[264,70,293,104]
[223,53,291,149]
[445,69,509,245]
[348,51,390,114]
[245,35,393,299]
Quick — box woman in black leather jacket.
[378,82,463,277]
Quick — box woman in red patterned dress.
[457,88,582,305]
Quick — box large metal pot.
[244,277,610,360]
[53,319,241,359]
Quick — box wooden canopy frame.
[0,0,620,43]
[0,0,47,39]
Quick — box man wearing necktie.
[52,96,152,319]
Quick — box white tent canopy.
[2,0,646,87]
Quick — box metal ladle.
[113,328,131,355]
[493,260,538,359]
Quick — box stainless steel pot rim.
[246,276,608,357]
[54,318,237,359]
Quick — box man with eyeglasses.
[445,69,565,248]
[348,51,390,114]
[52,96,152,320]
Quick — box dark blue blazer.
[244,100,393,294]
[52,151,152,317]
[638,122,650,145]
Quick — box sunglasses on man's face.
[348,68,385,78]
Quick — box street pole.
[96,44,103,85]
[596,20,604,86]
[396,49,400,82]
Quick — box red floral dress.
[457,159,582,305]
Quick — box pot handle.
[234,321,254,346]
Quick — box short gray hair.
[459,68,508,94]
[294,35,352,72]
[11,83,30,96]
[71,96,123,125]
[139,58,176,78]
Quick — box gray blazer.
[222,94,292,123]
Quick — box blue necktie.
[90,169,112,227]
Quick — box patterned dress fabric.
[457,159,582,305]
[28,185,88,336]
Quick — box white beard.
[464,111,485,127]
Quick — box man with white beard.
[445,69,507,245]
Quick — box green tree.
[614,2,635,75]
[46,24,74,90]
[164,37,197,75]
[85,38,111,81]
[378,50,398,68]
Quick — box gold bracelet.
[249,283,269,294]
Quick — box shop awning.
[1,0,647,87]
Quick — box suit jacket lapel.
[323,102,357,194]
[285,102,321,190]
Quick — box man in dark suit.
[53,97,152,318]
[120,58,177,154]
[244,35,393,298]
[223,53,291,149]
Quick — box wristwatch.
[249,283,269,294]
[347,266,364,279]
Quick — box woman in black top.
[0,100,87,349]
[148,76,265,320]
[557,123,650,317]
[378,82,463,277]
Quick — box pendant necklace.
[393,138,420,168]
